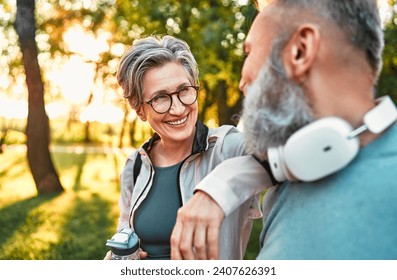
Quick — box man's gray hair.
[243,35,314,159]
[275,0,384,77]
[117,35,199,109]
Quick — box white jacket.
[117,121,266,259]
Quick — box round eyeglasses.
[144,85,199,114]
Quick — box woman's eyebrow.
[150,82,191,97]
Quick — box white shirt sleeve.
[194,155,275,217]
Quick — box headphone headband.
[268,96,397,182]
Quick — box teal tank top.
[133,161,182,260]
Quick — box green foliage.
[378,0,397,102]
[3,0,258,129]
[0,118,26,145]
[3,0,397,134]
[0,147,124,259]
[97,0,258,124]
[1,130,25,145]
[244,218,262,260]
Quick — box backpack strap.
[133,152,142,185]
[127,152,142,229]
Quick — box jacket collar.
[142,120,209,155]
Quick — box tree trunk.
[14,0,64,194]
[216,80,231,125]
[129,118,138,147]
[84,73,96,143]
[199,81,214,123]
[0,128,8,154]
[215,80,243,126]
[118,103,129,149]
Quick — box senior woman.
[111,35,260,260]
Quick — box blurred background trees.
[0,0,396,193]
[1,0,257,194]
[1,0,257,148]
[378,0,397,101]
[1,0,396,148]
[0,0,396,259]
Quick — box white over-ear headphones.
[268,96,397,182]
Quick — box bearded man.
[171,0,397,260]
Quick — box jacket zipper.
[128,161,154,229]
[176,152,200,206]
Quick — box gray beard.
[242,52,315,160]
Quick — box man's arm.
[171,155,274,260]
[170,190,224,260]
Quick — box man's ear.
[136,106,147,122]
[282,24,320,81]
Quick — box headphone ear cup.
[268,117,360,182]
[268,146,297,182]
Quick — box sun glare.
[47,55,95,104]
[79,103,124,124]
[42,24,124,123]
[62,24,110,62]
[0,95,27,119]
[378,0,393,26]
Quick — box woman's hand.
[139,249,148,259]
[103,249,147,260]
[103,250,112,260]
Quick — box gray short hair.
[117,35,199,110]
[275,0,384,77]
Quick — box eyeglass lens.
[150,86,198,113]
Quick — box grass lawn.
[0,145,262,260]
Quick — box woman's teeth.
[166,116,188,125]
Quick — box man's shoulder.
[208,125,240,137]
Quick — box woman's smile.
[165,114,188,126]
